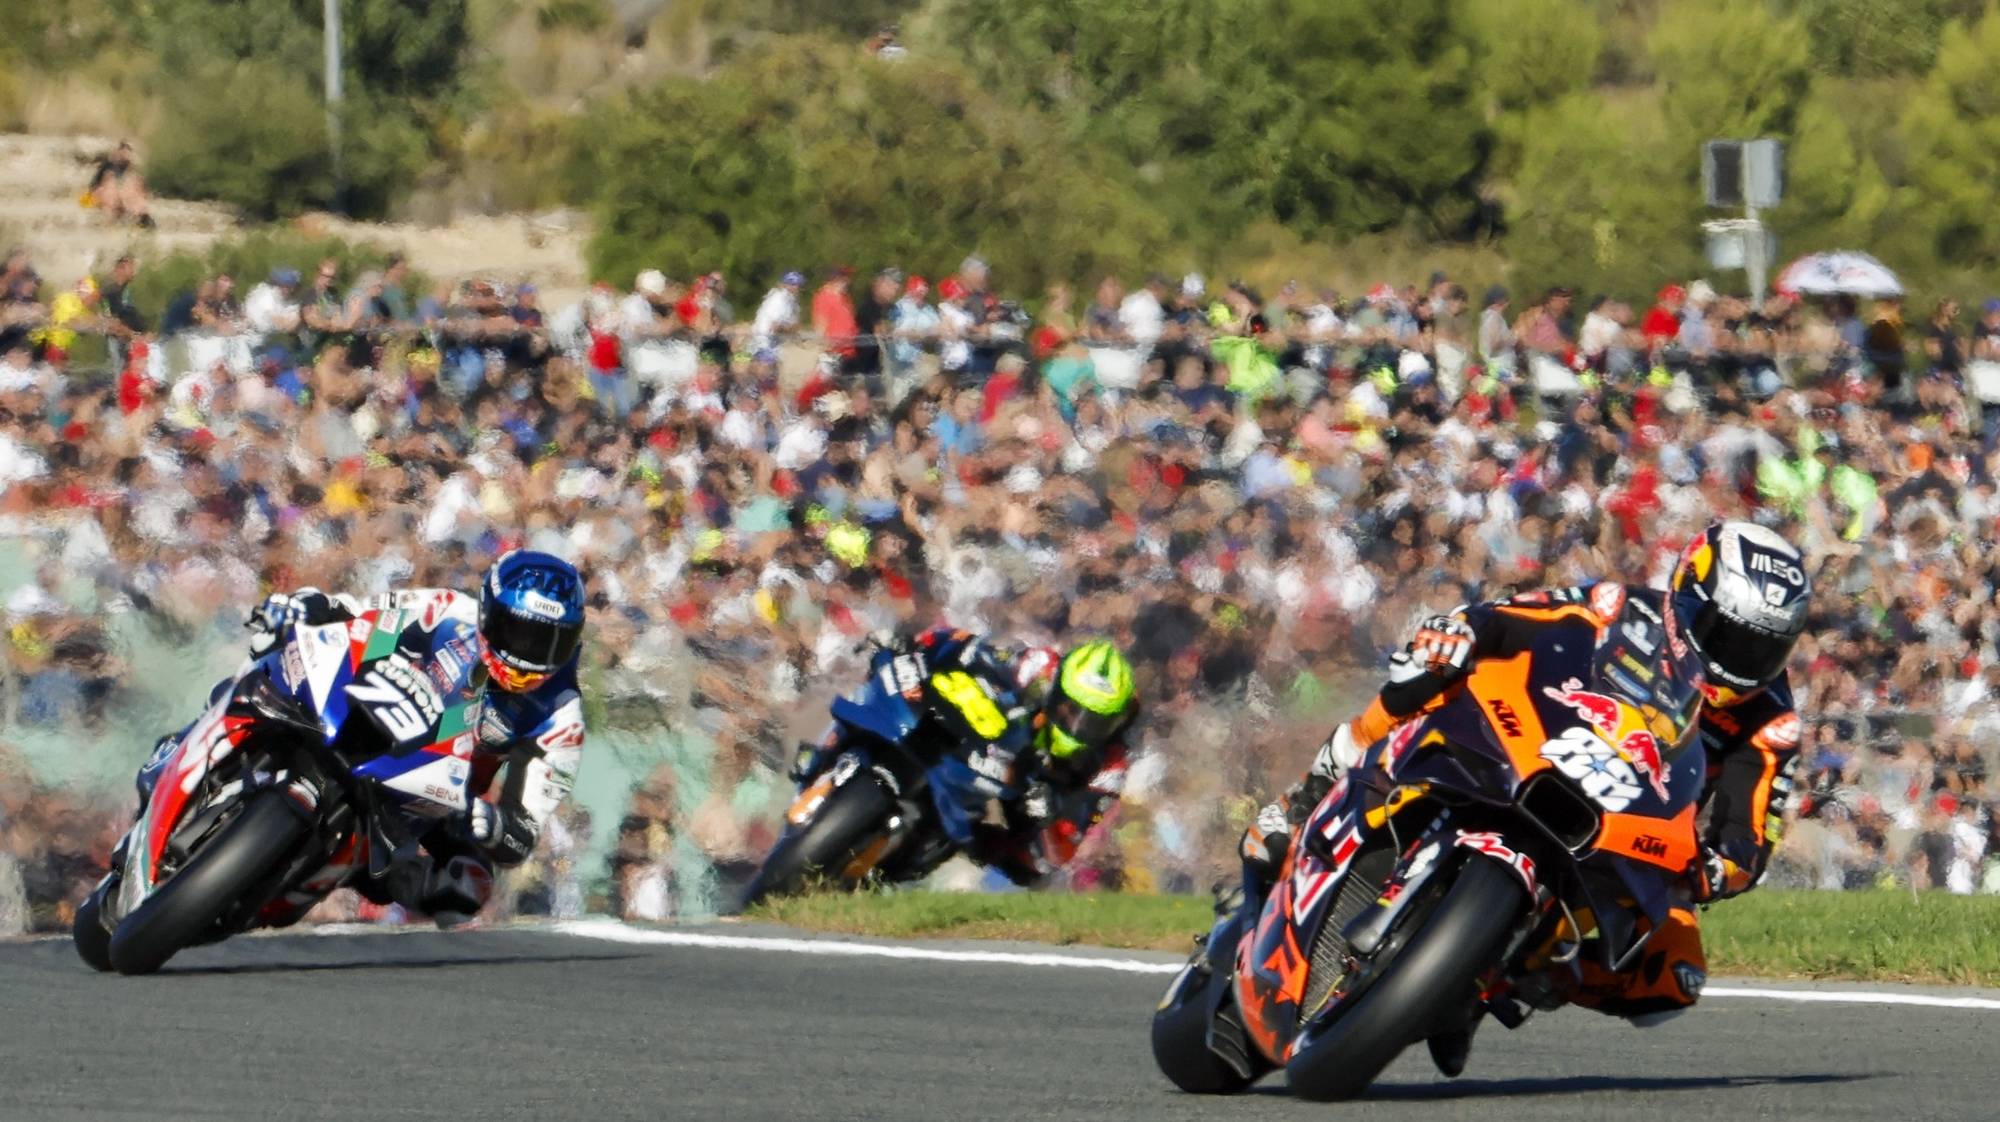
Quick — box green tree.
[1774,83,1901,254]
[1472,0,1604,115]
[1505,92,1696,300]
[147,59,334,219]
[571,40,1170,293]
[1264,0,1490,239]
[1784,0,1987,76]
[141,0,472,218]
[920,0,1489,246]
[1470,0,1604,176]
[1899,7,2000,269]
[1649,0,1812,156]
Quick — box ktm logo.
[1631,834,1668,858]
[1487,698,1524,739]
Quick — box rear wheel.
[72,880,115,972]
[108,791,310,975]
[737,778,894,911]
[1284,856,1529,1102]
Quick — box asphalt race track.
[3,923,1995,1121]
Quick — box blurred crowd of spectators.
[4,240,2000,930]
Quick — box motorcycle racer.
[136,549,588,927]
[1242,521,1810,1070]
[795,629,1138,887]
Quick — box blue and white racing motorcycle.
[74,604,486,974]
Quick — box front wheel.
[108,790,311,975]
[738,777,894,911]
[72,879,116,972]
[1284,856,1529,1102]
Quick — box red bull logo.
[1617,729,1671,801]
[1542,678,1672,801]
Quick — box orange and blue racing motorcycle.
[1152,593,1706,1100]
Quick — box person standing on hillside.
[85,141,153,229]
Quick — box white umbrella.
[1775,251,1903,298]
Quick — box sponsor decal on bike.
[1537,726,1645,812]
[965,746,1015,785]
[1629,833,1669,858]
[1589,582,1626,622]
[348,655,444,743]
[1453,830,1537,892]
[1541,678,1672,802]
[1382,721,1423,772]
[281,644,307,690]
[1486,698,1525,740]
[1293,819,1362,921]
[1616,651,1656,681]
[880,652,928,700]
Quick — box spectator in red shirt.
[1642,284,1685,349]
[812,267,859,360]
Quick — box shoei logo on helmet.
[517,590,566,621]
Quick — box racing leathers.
[796,627,1130,887]
[140,587,586,925]
[1251,582,1802,1018]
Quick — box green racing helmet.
[1040,639,1137,767]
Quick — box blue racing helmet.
[479,550,585,692]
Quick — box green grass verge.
[748,889,2000,986]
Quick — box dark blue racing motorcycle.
[739,641,1035,908]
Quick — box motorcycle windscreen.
[829,650,923,746]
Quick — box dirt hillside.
[0,132,592,306]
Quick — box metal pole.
[323,0,344,214]
[1745,200,1765,303]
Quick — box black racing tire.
[72,880,116,972]
[1284,856,1529,1102]
[1151,963,1256,1094]
[107,791,310,976]
[738,778,894,911]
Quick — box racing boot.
[1241,722,1362,886]
[419,854,496,930]
[1426,1002,1486,1078]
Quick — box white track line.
[549,919,1180,975]
[1701,985,2000,1010]
[550,919,2000,1011]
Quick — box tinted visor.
[484,607,581,674]
[1047,693,1125,758]
[1684,595,1792,689]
